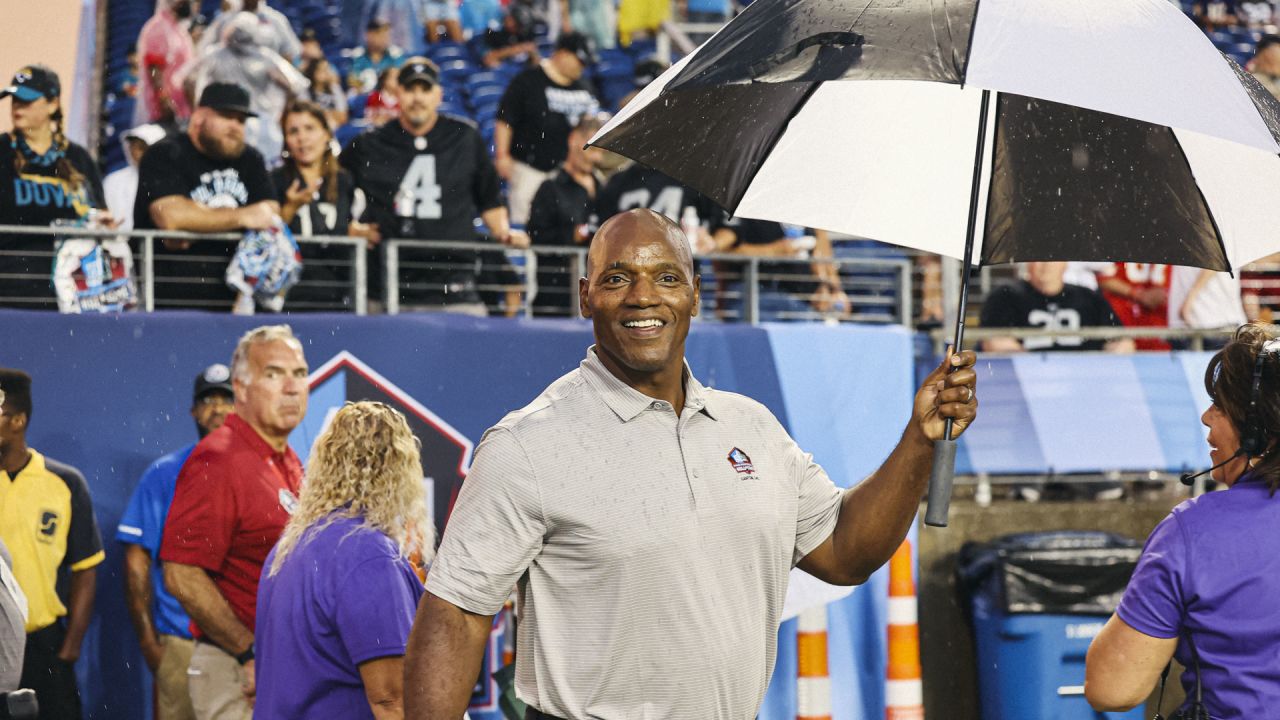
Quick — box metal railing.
[383,238,915,324]
[927,325,1238,355]
[0,225,917,324]
[0,225,368,314]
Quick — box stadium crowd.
[0,0,1276,327]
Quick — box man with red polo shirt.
[160,325,308,720]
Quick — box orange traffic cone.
[886,539,924,720]
[797,605,832,720]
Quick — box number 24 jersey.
[340,116,503,241]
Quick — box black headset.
[1237,338,1280,458]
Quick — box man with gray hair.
[161,325,308,720]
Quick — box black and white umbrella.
[589,0,1280,526]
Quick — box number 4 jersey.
[341,116,505,306]
[341,116,502,242]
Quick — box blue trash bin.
[959,531,1145,720]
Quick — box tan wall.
[0,0,87,134]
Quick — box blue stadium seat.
[348,92,369,118]
[494,61,525,80]
[592,60,634,80]
[1231,41,1257,57]
[468,85,505,108]
[1228,26,1262,41]
[428,43,471,64]
[439,102,471,119]
[598,48,632,66]
[335,120,371,148]
[467,71,505,90]
[599,79,636,110]
[439,59,478,85]
[624,38,658,59]
[109,97,136,125]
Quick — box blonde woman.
[254,402,433,720]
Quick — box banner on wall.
[294,351,474,536]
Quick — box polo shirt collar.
[225,413,288,459]
[2,448,42,482]
[580,346,715,422]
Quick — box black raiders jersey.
[340,115,502,241]
[597,164,718,227]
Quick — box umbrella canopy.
[590,0,1280,271]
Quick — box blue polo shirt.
[116,444,195,639]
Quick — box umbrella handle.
[925,88,991,529]
[924,430,958,527]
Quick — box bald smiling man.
[405,209,980,720]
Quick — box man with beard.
[160,326,308,720]
[135,83,279,310]
[117,365,234,720]
[342,58,527,313]
[183,12,308,161]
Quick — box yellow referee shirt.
[0,449,104,633]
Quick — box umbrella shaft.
[944,88,991,442]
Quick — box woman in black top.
[0,64,109,308]
[272,100,377,310]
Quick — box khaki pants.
[508,161,553,226]
[157,634,196,720]
[187,641,251,720]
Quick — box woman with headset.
[1085,323,1280,719]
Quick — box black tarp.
[958,531,1143,616]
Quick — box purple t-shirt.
[255,514,424,719]
[1116,476,1280,719]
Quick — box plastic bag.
[52,236,139,313]
[225,220,302,314]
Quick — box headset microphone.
[1180,448,1246,486]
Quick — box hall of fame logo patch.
[727,447,755,474]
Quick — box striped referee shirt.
[428,348,843,720]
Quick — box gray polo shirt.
[428,348,844,720]
[0,538,26,692]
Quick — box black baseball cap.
[367,16,391,30]
[1259,34,1280,53]
[398,57,440,89]
[633,56,668,88]
[556,31,598,67]
[198,82,256,117]
[1,65,60,103]
[508,3,535,33]
[193,364,233,402]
